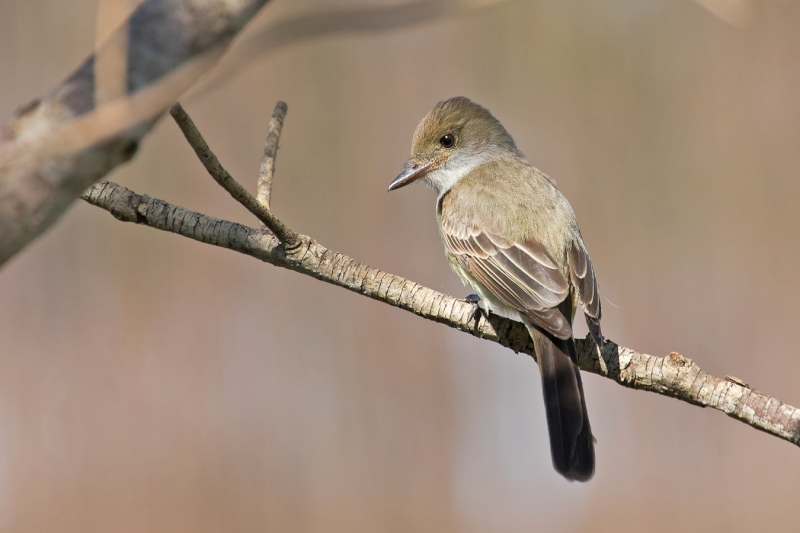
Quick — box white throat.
[424,151,492,198]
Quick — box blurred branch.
[0,0,272,268]
[0,0,516,269]
[94,0,139,105]
[692,0,753,26]
[82,105,800,451]
[195,0,519,98]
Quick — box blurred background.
[3,0,800,531]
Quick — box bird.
[388,97,603,481]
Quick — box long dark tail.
[529,326,595,481]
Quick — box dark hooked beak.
[388,161,434,191]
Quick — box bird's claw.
[465,294,487,325]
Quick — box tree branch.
[81,105,800,450]
[256,101,287,209]
[192,0,519,99]
[0,0,274,268]
[0,0,516,269]
[168,102,296,245]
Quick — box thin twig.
[81,100,800,453]
[81,180,800,449]
[168,102,298,246]
[257,101,288,209]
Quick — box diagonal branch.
[81,105,800,451]
[193,0,519,99]
[0,0,273,268]
[3,0,504,268]
[169,102,297,245]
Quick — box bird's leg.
[465,293,488,325]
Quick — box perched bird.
[389,97,603,481]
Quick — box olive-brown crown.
[409,97,520,165]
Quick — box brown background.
[2,0,800,531]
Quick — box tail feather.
[529,325,595,481]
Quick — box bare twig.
[79,107,800,449]
[81,179,800,449]
[257,101,288,209]
[168,103,297,246]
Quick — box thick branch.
[82,180,800,449]
[0,0,272,267]
[0,0,516,268]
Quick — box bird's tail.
[528,326,595,481]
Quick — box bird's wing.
[441,220,573,339]
[567,237,600,319]
[568,237,603,346]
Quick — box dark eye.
[439,134,455,148]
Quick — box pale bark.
[82,105,800,449]
[256,102,287,209]
[0,0,272,267]
[0,0,515,268]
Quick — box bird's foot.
[465,294,488,325]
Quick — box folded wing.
[441,221,573,339]
[568,236,603,347]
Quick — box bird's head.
[389,96,520,195]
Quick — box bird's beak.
[388,160,434,191]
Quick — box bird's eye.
[439,134,455,148]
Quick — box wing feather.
[568,238,604,347]
[443,223,573,339]
[492,253,564,307]
[568,239,601,320]
[502,246,568,294]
